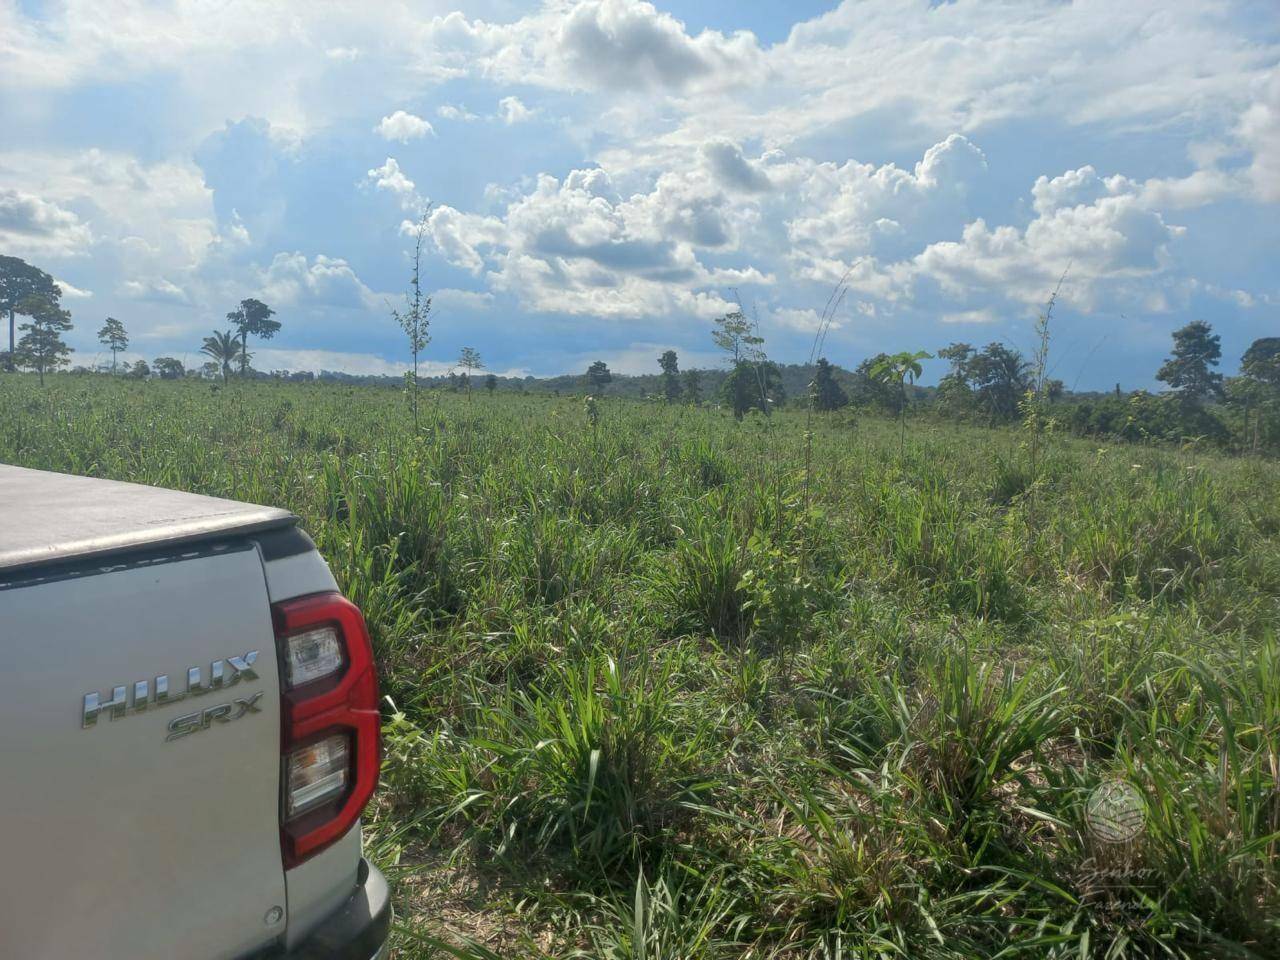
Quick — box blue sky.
[1,0,1277,387]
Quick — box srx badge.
[166,692,264,741]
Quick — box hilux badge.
[81,651,260,729]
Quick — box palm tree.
[200,329,243,385]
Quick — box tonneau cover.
[0,464,296,573]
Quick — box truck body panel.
[282,826,364,949]
[0,545,288,958]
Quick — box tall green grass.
[2,374,1277,958]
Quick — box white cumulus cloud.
[254,252,381,309]
[426,165,747,318]
[423,0,761,95]
[365,157,422,210]
[375,110,434,142]
[437,103,479,121]
[911,168,1187,311]
[497,96,534,124]
[1239,72,1280,202]
[55,278,94,299]
[117,277,190,303]
[941,309,997,325]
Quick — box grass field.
[3,375,1279,958]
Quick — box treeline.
[917,323,1280,455]
[0,255,283,385]
[4,254,1276,455]
[591,315,1280,457]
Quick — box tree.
[1241,337,1280,388]
[683,368,703,404]
[1236,337,1280,452]
[1,256,62,371]
[200,329,242,385]
[721,360,784,418]
[712,308,775,417]
[227,297,278,376]
[153,356,184,380]
[711,310,763,365]
[392,207,433,430]
[870,350,931,453]
[658,349,682,401]
[1156,320,1223,404]
[968,343,1030,422]
[97,317,129,374]
[484,373,498,394]
[458,346,483,398]
[852,354,904,412]
[14,295,73,385]
[811,358,848,411]
[126,359,151,379]
[586,360,612,393]
[934,341,1029,422]
[935,342,976,414]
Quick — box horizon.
[2,1,1277,388]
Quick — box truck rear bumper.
[281,858,392,960]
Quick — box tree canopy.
[659,349,682,401]
[811,357,848,411]
[852,354,905,412]
[721,359,784,418]
[711,310,764,365]
[682,368,703,404]
[97,317,129,373]
[1157,320,1223,404]
[458,347,483,396]
[586,360,612,392]
[1,256,62,370]
[14,294,73,385]
[227,298,278,374]
[935,341,1031,422]
[1241,337,1280,389]
[153,357,185,379]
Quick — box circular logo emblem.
[1085,779,1146,844]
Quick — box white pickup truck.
[0,465,392,959]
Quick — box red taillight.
[273,592,381,869]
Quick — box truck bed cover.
[0,464,296,573]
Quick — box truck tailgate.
[0,544,286,958]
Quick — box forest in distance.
[3,251,1279,459]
